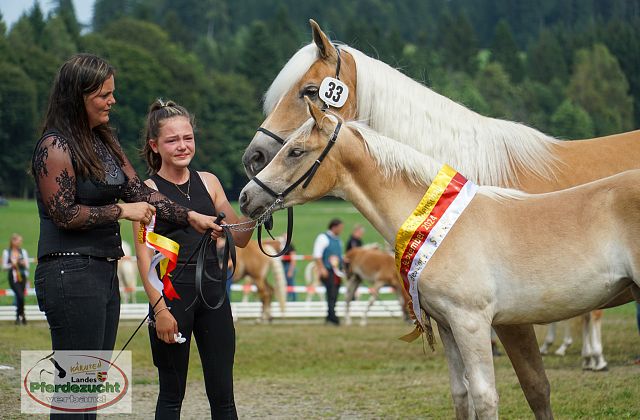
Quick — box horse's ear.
[304,96,326,129]
[309,19,338,62]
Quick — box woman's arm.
[199,172,255,247]
[132,181,179,344]
[33,135,156,228]
[118,150,217,233]
[1,250,10,270]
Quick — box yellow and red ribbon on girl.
[138,216,181,300]
[395,165,478,342]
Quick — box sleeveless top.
[322,232,343,270]
[151,169,220,271]
[34,131,126,258]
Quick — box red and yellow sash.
[138,216,181,300]
[394,165,478,342]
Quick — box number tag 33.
[319,77,349,108]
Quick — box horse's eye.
[288,148,304,158]
[300,86,319,99]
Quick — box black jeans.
[149,271,237,420]
[34,256,120,420]
[8,272,26,320]
[321,271,340,323]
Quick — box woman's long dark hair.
[41,53,125,180]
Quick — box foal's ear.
[305,96,326,129]
[310,19,338,62]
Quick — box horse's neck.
[347,47,559,187]
[337,151,429,243]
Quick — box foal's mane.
[265,42,562,188]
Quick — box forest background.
[1,0,639,199]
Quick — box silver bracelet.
[154,306,171,317]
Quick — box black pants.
[149,273,237,420]
[8,272,26,320]
[322,271,340,323]
[34,256,120,420]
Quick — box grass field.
[0,305,638,418]
[2,199,639,418]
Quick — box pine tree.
[491,20,524,83]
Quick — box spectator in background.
[281,233,297,301]
[313,219,344,325]
[346,224,365,251]
[2,233,29,324]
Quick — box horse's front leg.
[493,324,553,420]
[437,323,475,419]
[449,314,498,419]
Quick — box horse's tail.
[264,244,287,315]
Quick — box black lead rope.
[113,212,234,365]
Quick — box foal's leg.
[449,316,498,419]
[493,324,553,420]
[437,323,475,419]
[361,282,381,327]
[344,275,360,326]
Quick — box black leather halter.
[251,121,342,257]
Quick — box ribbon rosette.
[138,215,181,300]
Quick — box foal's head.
[239,98,351,218]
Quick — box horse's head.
[240,98,348,218]
[242,19,358,177]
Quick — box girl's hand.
[118,202,156,224]
[154,309,179,344]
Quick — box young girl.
[134,99,254,419]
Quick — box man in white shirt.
[312,219,344,325]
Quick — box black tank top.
[151,169,219,268]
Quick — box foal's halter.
[251,121,343,256]
[252,45,343,257]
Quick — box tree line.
[1,0,638,198]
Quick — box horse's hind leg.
[360,284,380,327]
[582,311,608,371]
[494,324,553,420]
[344,275,360,326]
[554,320,573,356]
[539,322,557,355]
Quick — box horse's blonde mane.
[265,41,563,188]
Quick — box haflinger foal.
[239,99,640,419]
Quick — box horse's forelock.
[263,43,318,114]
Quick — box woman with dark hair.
[32,54,220,361]
[134,99,253,419]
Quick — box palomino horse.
[540,314,607,369]
[118,240,138,304]
[218,238,286,321]
[343,246,410,326]
[241,20,640,415]
[239,104,640,419]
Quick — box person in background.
[346,224,365,252]
[134,99,254,419]
[281,233,297,301]
[2,233,29,324]
[313,218,344,326]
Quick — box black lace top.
[32,131,190,258]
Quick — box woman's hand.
[187,211,224,238]
[154,309,179,344]
[117,202,156,225]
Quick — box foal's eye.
[288,148,304,158]
[300,86,319,99]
